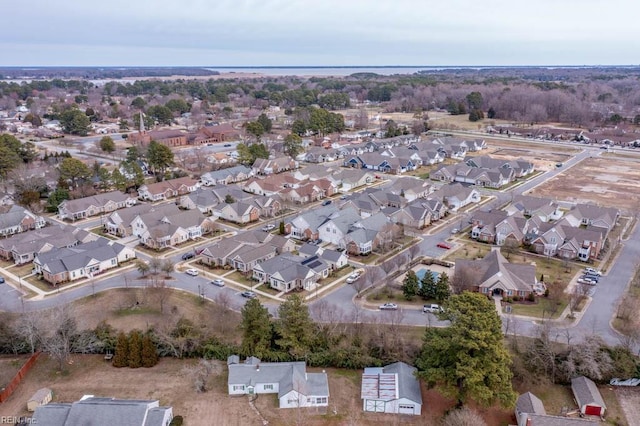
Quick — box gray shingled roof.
[571,376,606,410]
[516,392,546,416]
[383,362,422,404]
[228,357,329,398]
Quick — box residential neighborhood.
[1,61,640,426]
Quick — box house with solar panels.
[361,362,422,415]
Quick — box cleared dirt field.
[615,387,640,426]
[530,157,640,213]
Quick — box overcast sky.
[1,0,638,67]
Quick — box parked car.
[223,143,232,147]
[555,163,563,168]
[451,228,459,234]
[577,277,597,285]
[321,200,332,206]
[379,303,398,310]
[346,272,361,284]
[584,268,601,276]
[211,279,225,287]
[241,291,257,299]
[339,195,347,200]
[185,269,199,276]
[181,252,195,261]
[436,242,452,250]
[261,224,275,231]
[583,274,599,282]
[423,304,443,314]
[0,276,4,284]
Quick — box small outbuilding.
[361,362,422,415]
[27,387,52,412]
[571,376,606,417]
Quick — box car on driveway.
[185,269,199,276]
[436,242,452,250]
[241,291,257,299]
[584,268,601,276]
[423,304,443,313]
[379,303,398,310]
[211,279,225,287]
[346,272,361,284]
[577,277,597,285]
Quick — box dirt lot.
[530,156,640,213]
[0,354,31,390]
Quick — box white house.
[227,355,329,409]
[361,362,422,416]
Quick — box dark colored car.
[181,252,195,260]
[436,242,452,250]
[322,200,332,206]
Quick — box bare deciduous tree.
[41,306,77,371]
[441,406,487,426]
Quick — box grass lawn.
[223,271,256,287]
[255,283,280,295]
[89,227,118,240]
[317,265,356,284]
[135,244,170,256]
[510,299,567,319]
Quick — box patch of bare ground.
[529,157,640,213]
[0,355,262,426]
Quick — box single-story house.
[227,355,329,409]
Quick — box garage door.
[585,405,601,416]
[398,404,414,415]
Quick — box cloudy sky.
[1,0,638,67]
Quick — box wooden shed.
[571,376,606,417]
[27,387,52,412]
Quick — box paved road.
[0,144,632,347]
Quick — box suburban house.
[285,204,339,241]
[199,230,294,269]
[386,198,443,230]
[515,391,598,425]
[129,128,188,147]
[0,205,46,236]
[252,253,330,292]
[178,187,221,214]
[33,238,136,285]
[227,355,329,409]
[455,248,537,298]
[138,177,200,201]
[58,191,137,221]
[252,157,298,175]
[470,211,511,243]
[104,203,166,237]
[529,220,604,261]
[199,165,253,186]
[135,208,214,249]
[571,376,606,417]
[429,183,480,212]
[343,152,417,174]
[33,396,173,426]
[333,168,375,192]
[318,207,363,246]
[298,243,349,270]
[565,204,619,239]
[506,195,563,222]
[0,224,97,265]
[431,156,533,188]
[340,193,382,218]
[213,202,260,224]
[386,177,432,202]
[361,362,422,416]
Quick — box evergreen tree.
[434,272,451,303]
[240,298,273,359]
[402,270,419,301]
[128,330,143,368]
[141,334,159,368]
[419,269,436,300]
[416,292,516,407]
[112,332,129,368]
[276,294,315,359]
[279,221,285,235]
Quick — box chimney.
[526,417,532,426]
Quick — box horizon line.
[2,64,640,69]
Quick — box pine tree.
[240,298,273,359]
[402,270,419,301]
[434,272,451,303]
[112,332,129,368]
[419,269,436,300]
[128,330,143,368]
[141,334,159,368]
[279,221,285,235]
[276,294,315,360]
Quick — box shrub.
[527,293,536,302]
